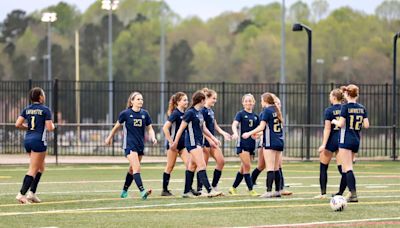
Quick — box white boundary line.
[236,217,400,228]
[1,195,400,216]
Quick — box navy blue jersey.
[118,108,152,152]
[201,107,215,135]
[324,104,341,151]
[168,108,185,141]
[261,106,284,151]
[20,103,52,143]
[234,110,259,149]
[183,107,204,148]
[339,102,368,149]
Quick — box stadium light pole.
[41,12,57,109]
[342,56,350,83]
[102,0,119,124]
[292,23,312,161]
[280,0,286,124]
[393,32,399,161]
[158,0,166,124]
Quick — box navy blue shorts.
[339,143,359,153]
[264,146,284,152]
[24,139,47,153]
[185,142,203,152]
[124,146,144,157]
[325,143,339,153]
[236,147,255,156]
[204,139,211,148]
[166,140,185,152]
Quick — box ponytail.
[166,92,187,117]
[261,92,284,124]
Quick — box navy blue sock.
[198,170,212,193]
[196,172,203,191]
[20,175,34,195]
[243,173,253,191]
[133,173,145,192]
[212,169,222,188]
[320,163,329,194]
[251,168,262,184]
[346,170,356,192]
[232,172,243,188]
[266,171,274,192]
[274,170,281,192]
[184,170,195,193]
[162,172,170,191]
[30,172,42,193]
[279,167,284,190]
[123,172,134,191]
[337,165,347,195]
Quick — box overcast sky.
[0,0,383,21]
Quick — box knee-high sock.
[212,169,222,188]
[198,170,212,193]
[346,170,356,192]
[162,172,171,191]
[266,171,274,192]
[30,172,42,193]
[337,165,347,195]
[232,172,243,188]
[133,173,145,192]
[184,170,195,193]
[20,175,34,195]
[319,163,329,194]
[274,170,281,192]
[123,172,134,191]
[251,168,262,184]
[243,173,253,191]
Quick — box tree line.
[0,0,399,84]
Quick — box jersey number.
[30,116,36,130]
[349,115,363,130]
[333,117,340,130]
[249,119,253,127]
[273,119,282,133]
[133,119,142,127]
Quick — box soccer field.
[0,161,399,227]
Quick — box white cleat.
[16,193,31,204]
[207,189,223,198]
[259,191,274,198]
[27,191,41,203]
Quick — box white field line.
[1,196,400,217]
[235,217,400,228]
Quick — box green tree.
[289,1,310,22]
[311,0,329,22]
[375,0,400,21]
[167,39,195,82]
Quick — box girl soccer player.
[332,84,369,202]
[251,96,292,196]
[161,92,190,196]
[243,92,284,198]
[315,89,344,199]
[230,94,259,196]
[15,87,55,204]
[197,88,231,193]
[171,90,223,198]
[105,92,157,200]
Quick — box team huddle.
[14,85,369,204]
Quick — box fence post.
[112,80,115,156]
[222,82,226,155]
[385,83,389,156]
[53,79,59,165]
[28,79,32,91]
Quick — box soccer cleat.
[16,193,30,204]
[198,189,209,197]
[190,189,201,196]
[182,191,196,198]
[314,194,328,199]
[26,191,41,203]
[228,187,238,196]
[120,190,128,198]
[140,189,152,200]
[281,189,293,196]
[248,189,260,196]
[259,191,274,198]
[207,189,223,198]
[347,192,358,203]
[161,190,173,196]
[273,191,281,198]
